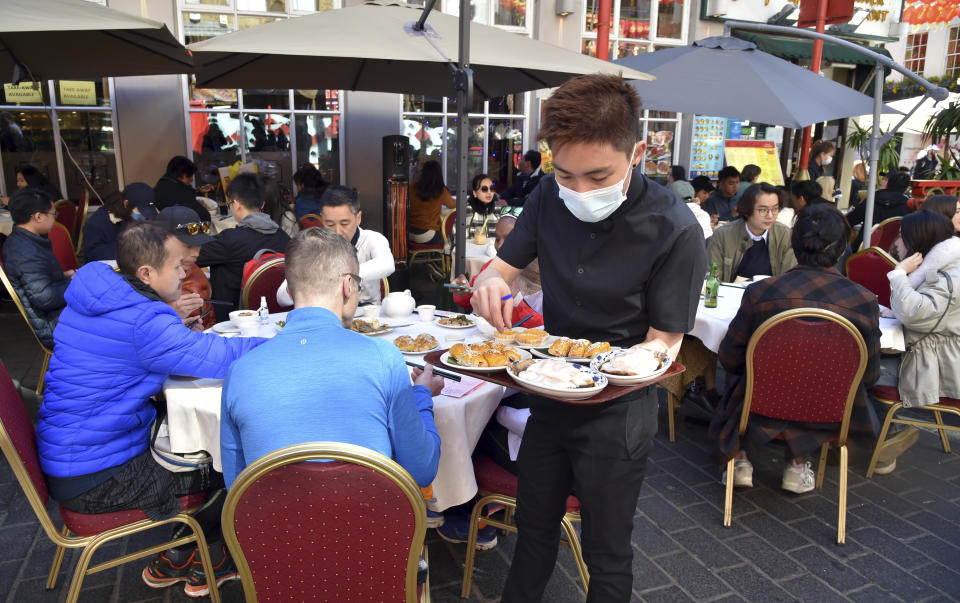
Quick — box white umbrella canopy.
[855,92,960,135]
[188,0,652,98]
[1,0,192,81]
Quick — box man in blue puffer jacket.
[38,221,265,595]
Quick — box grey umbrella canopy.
[1,0,192,81]
[614,36,896,128]
[188,0,652,98]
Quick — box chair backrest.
[240,257,290,313]
[442,210,456,246]
[49,222,78,272]
[54,199,77,238]
[381,276,389,299]
[0,360,54,512]
[742,308,867,444]
[222,442,426,603]
[0,261,53,354]
[74,192,91,252]
[299,213,324,230]
[846,246,896,308]
[869,217,902,252]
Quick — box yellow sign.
[723,140,785,186]
[59,80,97,106]
[3,83,43,104]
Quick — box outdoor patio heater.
[382,135,411,268]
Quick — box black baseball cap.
[155,206,215,245]
[122,182,158,219]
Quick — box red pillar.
[797,0,829,177]
[597,0,612,60]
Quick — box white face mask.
[822,154,833,166]
[557,146,637,223]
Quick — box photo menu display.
[690,115,727,179]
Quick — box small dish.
[212,321,239,334]
[590,349,672,386]
[508,361,608,400]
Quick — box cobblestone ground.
[2,302,959,602]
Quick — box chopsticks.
[513,315,533,327]
[202,298,236,306]
[405,361,462,382]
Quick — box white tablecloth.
[162,310,506,512]
[210,214,236,234]
[451,241,495,280]
[0,210,12,236]
[690,283,905,353]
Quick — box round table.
[451,240,495,281]
[161,310,507,512]
[0,210,12,237]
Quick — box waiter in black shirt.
[472,75,707,602]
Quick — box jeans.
[501,387,658,603]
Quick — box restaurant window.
[904,32,927,74]
[582,0,689,57]
[402,94,526,195]
[0,79,120,201]
[442,0,532,35]
[178,1,343,194]
[947,27,960,78]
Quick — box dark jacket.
[708,266,881,464]
[847,188,910,250]
[2,226,70,347]
[502,170,544,206]
[154,176,212,223]
[196,212,291,321]
[294,194,323,219]
[80,206,128,262]
[913,154,939,180]
[702,190,739,222]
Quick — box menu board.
[690,115,728,179]
[644,128,674,177]
[723,140,785,186]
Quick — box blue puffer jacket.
[37,262,265,478]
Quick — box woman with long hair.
[408,160,453,244]
[262,176,299,237]
[921,194,960,235]
[807,140,835,182]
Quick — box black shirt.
[497,172,707,347]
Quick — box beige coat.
[706,220,797,282]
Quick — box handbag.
[150,414,213,474]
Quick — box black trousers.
[501,387,658,603]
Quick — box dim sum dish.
[532,337,617,364]
[508,359,608,400]
[440,341,532,372]
[590,348,671,386]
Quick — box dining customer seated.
[709,204,881,493]
[872,212,960,473]
[1,187,71,348]
[153,156,213,223]
[847,170,912,250]
[501,150,544,206]
[292,163,329,219]
[408,159,453,244]
[707,182,797,283]
[82,183,158,262]
[155,206,217,331]
[702,165,741,222]
[197,172,291,322]
[37,222,265,596]
[220,227,442,489]
[920,194,960,235]
[277,185,394,306]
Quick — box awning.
[733,32,892,65]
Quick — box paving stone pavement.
[2,302,960,602]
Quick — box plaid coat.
[708,265,882,463]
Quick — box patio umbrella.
[614,36,897,129]
[855,92,960,135]
[1,0,192,82]
[188,0,652,98]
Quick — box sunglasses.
[478,186,494,193]
[176,221,211,235]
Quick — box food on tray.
[275,320,286,329]
[568,339,590,357]
[600,349,664,376]
[516,329,549,345]
[351,318,386,333]
[438,314,474,327]
[585,341,611,357]
[547,336,611,358]
[448,341,524,368]
[393,333,439,352]
[483,350,509,366]
[494,329,518,344]
[513,359,596,389]
[548,337,573,357]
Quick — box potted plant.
[924,101,960,180]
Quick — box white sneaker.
[721,459,754,488]
[782,461,815,494]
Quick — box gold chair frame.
[723,308,867,544]
[0,264,53,394]
[865,217,902,252]
[409,210,452,278]
[381,276,390,298]
[50,221,79,271]
[866,392,960,477]
[0,408,220,603]
[74,192,91,254]
[299,213,324,229]
[845,245,896,277]
[222,442,427,603]
[240,256,285,310]
[461,491,589,598]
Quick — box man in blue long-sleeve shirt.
[220,227,442,489]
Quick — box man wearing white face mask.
[471,74,707,603]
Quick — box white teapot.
[381,289,416,318]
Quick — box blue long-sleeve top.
[220,306,441,488]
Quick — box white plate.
[590,349,672,386]
[508,361,608,400]
[509,332,557,350]
[439,349,532,373]
[212,321,239,334]
[436,316,477,329]
[531,345,621,365]
[393,336,441,355]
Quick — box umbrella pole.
[862,61,883,252]
[455,0,472,283]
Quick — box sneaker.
[874,458,897,475]
[426,509,445,528]
[721,459,754,488]
[782,461,815,494]
[877,428,919,464]
[183,544,240,598]
[142,549,197,589]
[437,514,497,550]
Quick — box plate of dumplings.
[531,337,619,364]
[440,341,532,373]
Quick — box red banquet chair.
[866,386,960,477]
[0,261,52,394]
[49,222,79,273]
[240,256,291,313]
[461,455,589,597]
[723,308,867,545]
[846,246,896,308]
[299,213,324,230]
[54,199,77,240]
[0,360,222,603]
[222,442,429,603]
[868,217,902,253]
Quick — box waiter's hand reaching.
[473,275,515,331]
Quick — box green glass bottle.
[704,263,719,308]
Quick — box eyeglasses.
[341,273,362,288]
[478,186,493,193]
[176,221,211,235]
[755,207,781,217]
[46,209,59,218]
